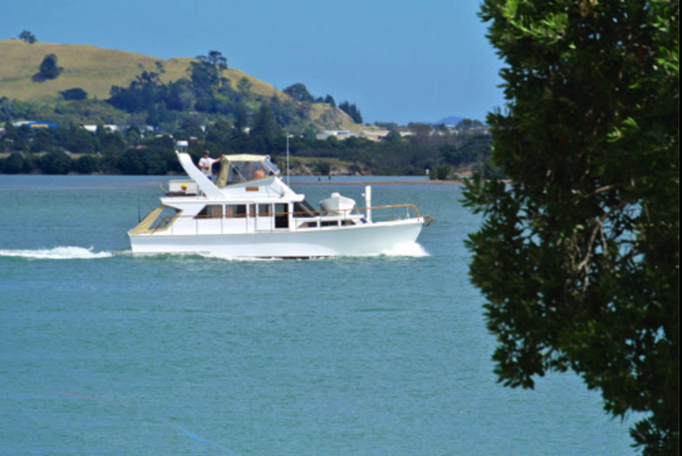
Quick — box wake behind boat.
[128,143,431,258]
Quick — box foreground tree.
[464,1,678,455]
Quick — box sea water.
[0,175,637,455]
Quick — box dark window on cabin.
[275,203,289,229]
[195,204,223,219]
[226,204,247,218]
[258,204,271,216]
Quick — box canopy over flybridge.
[175,152,282,197]
[215,154,280,188]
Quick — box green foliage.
[323,95,336,107]
[197,50,227,70]
[465,1,679,454]
[75,154,99,174]
[108,70,165,114]
[1,120,492,176]
[117,148,166,175]
[107,52,242,124]
[60,88,88,101]
[97,127,126,154]
[0,152,27,173]
[34,54,63,81]
[1,123,28,152]
[67,126,95,154]
[30,129,54,153]
[19,30,37,44]
[204,119,232,148]
[38,151,71,174]
[441,134,492,167]
[190,60,220,94]
[237,77,252,94]
[472,159,506,180]
[283,83,315,102]
[428,165,451,180]
[250,103,283,154]
[338,101,363,124]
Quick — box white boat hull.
[129,218,424,258]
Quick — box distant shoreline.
[293,179,464,186]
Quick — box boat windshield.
[215,155,280,187]
[293,200,317,217]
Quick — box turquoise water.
[0,175,636,455]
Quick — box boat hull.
[129,219,424,258]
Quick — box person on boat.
[251,168,266,180]
[199,152,219,180]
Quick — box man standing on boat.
[199,152,218,180]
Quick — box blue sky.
[3,0,505,125]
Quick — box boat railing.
[284,203,421,221]
[147,203,421,235]
[354,204,422,222]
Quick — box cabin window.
[225,204,247,218]
[195,204,223,219]
[258,204,271,216]
[274,203,289,229]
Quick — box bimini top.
[215,154,281,188]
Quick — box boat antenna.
[286,133,290,186]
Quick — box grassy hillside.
[0,40,187,100]
[0,39,285,101]
[0,39,357,130]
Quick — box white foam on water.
[201,253,280,262]
[83,243,429,262]
[201,243,430,260]
[0,246,113,260]
[199,242,430,260]
[378,242,430,257]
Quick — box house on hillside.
[316,129,394,142]
[83,124,120,133]
[12,120,58,130]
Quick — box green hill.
[0,39,357,131]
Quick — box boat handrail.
[354,204,421,218]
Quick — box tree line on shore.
[0,114,497,178]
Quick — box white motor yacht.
[128,146,430,258]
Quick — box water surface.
[0,175,636,455]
